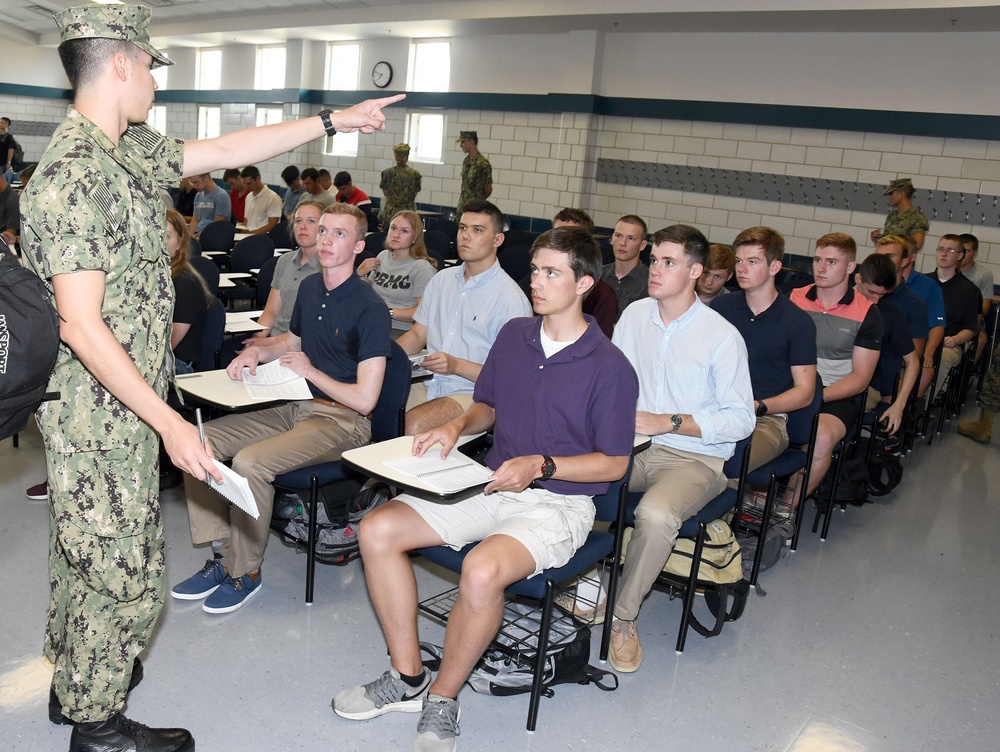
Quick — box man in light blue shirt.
[609,223,754,674]
[188,172,231,237]
[396,200,531,434]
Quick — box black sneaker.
[69,713,193,752]
[50,658,144,725]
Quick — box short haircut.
[960,233,979,251]
[531,227,602,283]
[59,37,136,94]
[552,208,595,234]
[301,167,320,182]
[732,226,784,265]
[705,244,737,273]
[323,202,367,242]
[617,214,648,237]
[460,199,504,234]
[940,233,964,249]
[281,165,300,185]
[17,164,36,184]
[650,224,709,267]
[899,183,915,199]
[858,253,897,290]
[223,168,241,182]
[318,168,331,180]
[0,117,10,128]
[876,234,910,260]
[900,234,918,256]
[240,165,260,181]
[815,232,857,260]
[333,171,352,188]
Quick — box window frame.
[325,42,361,91]
[196,47,222,91]
[405,111,447,165]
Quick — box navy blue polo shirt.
[289,273,392,400]
[882,283,929,343]
[712,291,817,402]
[872,296,915,396]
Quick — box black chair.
[199,220,235,253]
[424,230,451,261]
[255,256,278,309]
[195,297,226,372]
[364,231,386,257]
[498,244,533,283]
[268,220,292,250]
[271,341,411,604]
[424,246,445,271]
[188,237,202,258]
[427,218,458,259]
[599,238,614,265]
[417,458,633,732]
[189,255,220,298]
[499,229,538,253]
[811,390,867,540]
[228,235,275,308]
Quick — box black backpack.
[0,241,59,441]
[10,136,24,168]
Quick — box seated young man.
[398,199,531,435]
[696,243,736,304]
[789,233,883,504]
[333,227,638,752]
[609,224,755,673]
[712,227,816,475]
[552,207,616,337]
[926,233,981,399]
[171,204,390,613]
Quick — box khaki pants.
[184,401,370,577]
[934,345,962,399]
[615,444,725,621]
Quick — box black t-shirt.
[0,133,12,167]
[172,267,209,363]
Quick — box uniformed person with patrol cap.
[378,142,422,226]
[21,5,402,751]
[457,130,492,214]
[870,177,931,251]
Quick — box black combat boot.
[69,713,194,752]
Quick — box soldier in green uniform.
[20,6,402,751]
[379,142,422,227]
[958,351,1000,443]
[457,130,492,215]
[870,177,930,251]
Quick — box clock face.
[372,61,393,88]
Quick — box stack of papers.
[385,450,494,494]
[242,360,313,401]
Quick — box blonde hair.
[388,210,437,269]
[166,208,212,303]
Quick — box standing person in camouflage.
[870,177,930,251]
[457,130,492,214]
[20,5,403,751]
[958,350,1000,443]
[379,143,421,227]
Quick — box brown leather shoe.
[609,618,643,673]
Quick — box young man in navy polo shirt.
[334,227,638,752]
[712,226,817,474]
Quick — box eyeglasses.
[936,247,963,254]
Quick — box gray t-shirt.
[963,262,995,304]
[270,249,320,336]
[368,250,437,331]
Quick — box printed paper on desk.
[208,461,259,519]
[385,449,494,494]
[241,360,313,401]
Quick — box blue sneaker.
[202,572,262,614]
[171,557,226,600]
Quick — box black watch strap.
[540,454,556,480]
[318,109,337,137]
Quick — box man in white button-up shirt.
[609,223,754,674]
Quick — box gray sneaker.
[333,668,430,720]
[413,694,460,752]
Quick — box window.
[197,48,222,90]
[198,105,221,140]
[321,109,359,157]
[407,41,450,92]
[151,65,168,91]
[326,43,360,91]
[406,112,446,163]
[256,45,286,90]
[147,105,167,135]
[255,106,283,128]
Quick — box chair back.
[188,236,202,258]
[255,256,278,308]
[599,238,614,265]
[427,219,458,258]
[499,229,538,253]
[424,230,450,258]
[364,231,386,257]
[371,341,412,442]
[189,255,220,297]
[592,456,635,525]
[268,220,292,250]
[199,220,235,252]
[196,297,226,371]
[498,244,533,283]
[786,372,825,446]
[231,235,275,274]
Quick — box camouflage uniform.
[458,152,492,215]
[980,345,1000,412]
[379,163,421,225]
[882,206,930,240]
[21,109,183,723]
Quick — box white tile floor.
[2,408,999,752]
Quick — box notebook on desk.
[384,450,494,494]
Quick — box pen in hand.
[196,408,210,483]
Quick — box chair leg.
[675,521,707,654]
[750,474,780,589]
[306,474,319,605]
[12,432,18,448]
[527,581,556,732]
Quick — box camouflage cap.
[883,177,913,195]
[456,130,477,143]
[55,4,172,68]
[393,143,410,154]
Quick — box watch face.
[372,61,393,88]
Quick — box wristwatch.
[318,109,337,137]
[670,414,682,434]
[388,309,395,319]
[540,455,556,481]
[756,401,768,417]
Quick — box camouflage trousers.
[982,343,1000,412]
[44,439,165,723]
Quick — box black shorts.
[819,397,858,431]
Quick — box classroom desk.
[220,272,252,281]
[175,369,285,412]
[224,310,266,334]
[234,232,251,242]
[201,250,226,258]
[218,277,234,289]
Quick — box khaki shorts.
[405,381,477,413]
[397,487,595,577]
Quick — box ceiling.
[3,0,1000,49]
